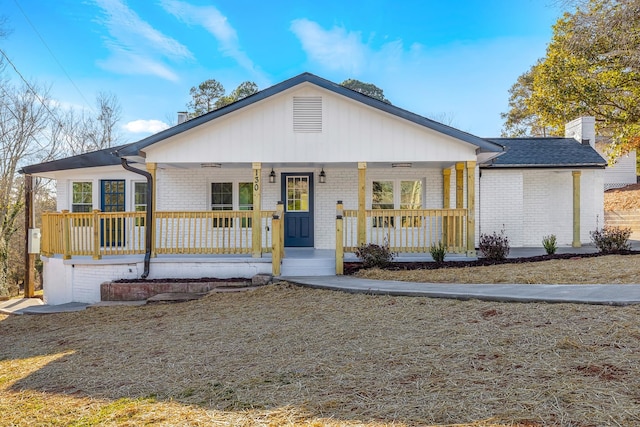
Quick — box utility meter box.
[28,228,41,254]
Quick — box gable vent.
[293,96,322,133]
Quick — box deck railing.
[342,208,467,253]
[41,210,276,258]
[155,211,275,255]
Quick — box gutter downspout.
[119,157,153,279]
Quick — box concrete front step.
[280,257,335,276]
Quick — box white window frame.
[371,178,425,228]
[71,181,93,213]
[209,180,254,228]
[209,180,254,211]
[132,181,147,226]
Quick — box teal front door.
[282,173,314,247]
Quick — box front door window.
[286,176,309,212]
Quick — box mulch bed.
[344,250,640,275]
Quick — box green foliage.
[355,241,396,268]
[188,79,225,117]
[341,79,391,104]
[590,226,632,253]
[188,80,259,117]
[542,234,558,255]
[502,0,640,157]
[479,230,510,261]
[429,241,447,264]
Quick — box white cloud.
[159,0,264,78]
[290,19,368,74]
[124,119,169,134]
[93,0,192,80]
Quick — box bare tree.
[0,81,55,297]
[62,92,122,155]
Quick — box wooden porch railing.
[41,210,277,259]
[155,211,275,255]
[341,208,467,254]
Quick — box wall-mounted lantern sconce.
[319,168,326,183]
[269,168,276,183]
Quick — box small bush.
[542,234,557,255]
[429,241,447,264]
[355,241,396,268]
[590,226,631,253]
[479,230,510,260]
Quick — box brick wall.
[480,168,604,247]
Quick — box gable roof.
[482,137,607,168]
[21,72,505,175]
[116,72,503,158]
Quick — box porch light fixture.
[391,162,412,168]
[201,162,221,168]
[319,168,326,183]
[269,168,276,183]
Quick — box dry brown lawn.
[356,254,640,284]
[2,277,640,426]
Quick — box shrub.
[479,230,510,260]
[590,226,632,253]
[542,234,557,255]
[429,241,447,264]
[355,240,396,268]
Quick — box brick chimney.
[565,117,595,149]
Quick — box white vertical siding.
[145,84,478,165]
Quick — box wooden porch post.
[442,168,451,246]
[252,162,262,258]
[271,213,281,276]
[466,161,476,256]
[276,201,284,258]
[455,163,464,209]
[23,174,35,298]
[336,201,344,275]
[146,162,157,257]
[92,209,101,260]
[572,171,581,247]
[357,162,367,246]
[456,163,465,252]
[62,210,71,260]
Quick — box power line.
[12,0,96,115]
[0,48,64,155]
[0,47,60,125]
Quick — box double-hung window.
[238,182,253,227]
[210,182,253,227]
[71,182,93,213]
[372,179,423,227]
[134,182,147,226]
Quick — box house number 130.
[254,170,259,191]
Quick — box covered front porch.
[39,160,478,278]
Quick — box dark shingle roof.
[483,137,606,168]
[19,144,130,175]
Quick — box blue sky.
[1,0,565,143]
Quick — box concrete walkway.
[282,276,640,306]
[0,298,89,315]
[284,243,640,306]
